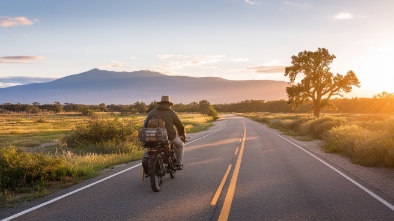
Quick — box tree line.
[1,92,393,115]
[213,93,394,114]
[0,100,219,119]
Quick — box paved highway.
[1,116,393,220]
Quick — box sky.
[1,0,394,98]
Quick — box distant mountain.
[0,69,289,104]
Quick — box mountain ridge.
[0,69,289,104]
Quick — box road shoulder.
[273,128,394,201]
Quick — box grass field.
[240,113,394,168]
[0,113,214,207]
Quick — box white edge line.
[185,119,231,146]
[2,164,141,221]
[3,119,233,221]
[262,124,394,211]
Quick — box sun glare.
[359,47,394,95]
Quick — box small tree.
[133,101,147,114]
[199,100,219,120]
[199,100,211,115]
[207,106,219,120]
[98,103,107,112]
[53,102,63,113]
[81,107,95,116]
[27,105,41,114]
[146,101,158,113]
[285,48,360,117]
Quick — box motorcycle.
[142,141,177,192]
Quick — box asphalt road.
[1,116,394,221]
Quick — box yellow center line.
[234,147,239,156]
[218,122,246,221]
[211,164,233,206]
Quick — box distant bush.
[246,114,271,124]
[207,106,219,120]
[81,107,96,116]
[64,117,140,154]
[34,117,47,123]
[282,117,312,133]
[268,118,285,130]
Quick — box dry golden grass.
[240,112,394,167]
[0,112,214,207]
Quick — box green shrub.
[81,108,96,116]
[300,116,346,139]
[207,106,219,120]
[269,118,285,130]
[284,117,312,133]
[352,133,391,166]
[322,125,365,156]
[0,146,69,190]
[64,117,139,152]
[323,125,394,167]
[72,141,139,155]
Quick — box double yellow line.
[211,122,246,221]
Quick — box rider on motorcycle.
[143,96,186,170]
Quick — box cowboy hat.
[157,95,174,106]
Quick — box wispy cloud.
[157,54,224,66]
[0,76,56,88]
[0,56,44,64]
[100,61,135,70]
[231,58,250,62]
[157,54,187,59]
[248,65,286,73]
[282,1,309,8]
[153,54,224,75]
[245,0,261,5]
[333,12,353,20]
[0,16,35,27]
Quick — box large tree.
[285,48,360,117]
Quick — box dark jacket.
[143,104,185,140]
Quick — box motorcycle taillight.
[148,149,157,157]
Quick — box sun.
[356,47,394,96]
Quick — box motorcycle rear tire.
[169,156,176,179]
[150,172,162,192]
[169,168,175,179]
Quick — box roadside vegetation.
[0,113,214,207]
[240,113,394,168]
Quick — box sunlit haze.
[1,0,394,98]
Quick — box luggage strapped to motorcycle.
[138,117,168,144]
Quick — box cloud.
[245,0,261,5]
[283,1,309,8]
[248,65,286,73]
[0,16,35,27]
[0,82,21,88]
[100,61,134,70]
[333,12,353,20]
[157,54,224,66]
[153,54,225,75]
[0,56,45,64]
[157,54,188,59]
[0,76,56,88]
[231,58,250,62]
